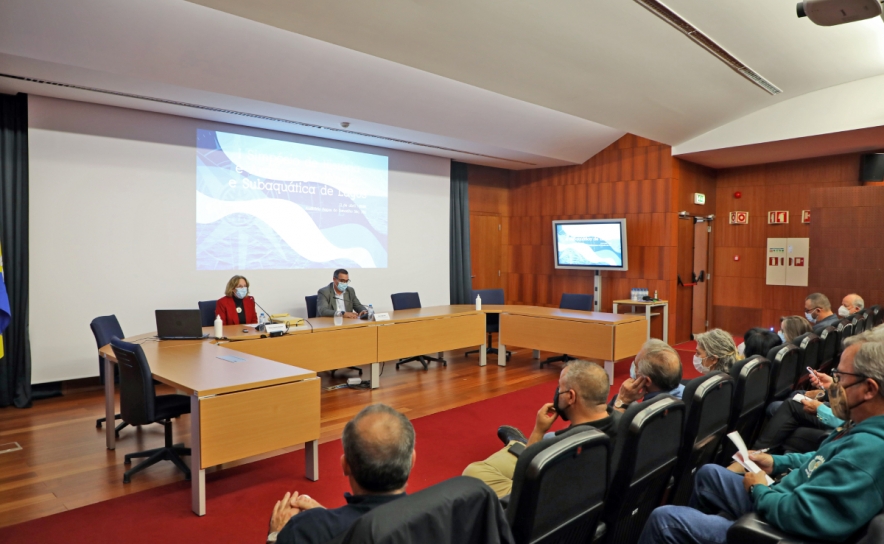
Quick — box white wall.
[28,96,451,383]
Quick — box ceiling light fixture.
[633,0,783,95]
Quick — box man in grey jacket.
[317,269,367,318]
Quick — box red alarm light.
[734,191,742,199]
[734,255,740,261]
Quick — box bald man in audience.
[266,404,415,544]
[462,360,620,497]
[839,293,865,318]
[611,339,684,412]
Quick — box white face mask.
[693,355,710,374]
[838,305,851,318]
[777,330,786,342]
[737,342,746,356]
[805,311,816,323]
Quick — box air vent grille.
[634,0,782,95]
[0,72,535,165]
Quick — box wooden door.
[469,214,502,291]
[692,219,709,335]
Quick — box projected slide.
[196,130,388,270]
[555,223,623,267]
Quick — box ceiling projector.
[797,0,883,25]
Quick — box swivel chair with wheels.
[306,294,362,378]
[90,315,128,435]
[540,293,593,368]
[465,289,511,360]
[391,292,446,370]
[110,337,192,483]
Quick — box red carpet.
[0,349,700,543]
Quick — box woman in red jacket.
[215,275,258,325]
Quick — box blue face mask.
[629,361,637,381]
[777,330,786,342]
[336,281,349,291]
[235,287,248,299]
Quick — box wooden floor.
[0,346,564,529]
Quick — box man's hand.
[618,376,650,405]
[343,311,360,319]
[294,494,325,511]
[743,470,769,493]
[269,491,301,534]
[809,369,833,390]
[801,398,822,415]
[534,402,558,435]
[748,451,775,475]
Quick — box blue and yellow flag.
[0,243,11,359]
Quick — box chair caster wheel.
[123,476,131,484]
[124,458,131,465]
[96,422,102,429]
[185,473,191,481]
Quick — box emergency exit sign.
[693,193,706,205]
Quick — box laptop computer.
[155,309,208,340]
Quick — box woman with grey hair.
[694,328,742,374]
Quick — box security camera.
[797,0,883,26]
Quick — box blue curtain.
[449,162,473,304]
[0,92,31,408]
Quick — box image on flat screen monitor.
[552,219,628,271]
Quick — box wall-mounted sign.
[729,211,749,224]
[693,193,706,205]
[802,210,811,224]
[768,211,789,224]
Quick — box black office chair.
[540,293,594,368]
[668,372,733,506]
[837,319,855,349]
[594,395,685,544]
[309,294,363,378]
[391,292,446,371]
[817,325,839,375]
[465,288,511,360]
[791,332,820,390]
[727,510,883,544]
[851,313,868,335]
[328,476,515,544]
[766,343,801,402]
[716,355,772,464]
[91,315,129,435]
[506,427,610,544]
[198,300,217,327]
[868,305,882,329]
[110,337,192,484]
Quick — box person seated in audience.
[215,275,257,325]
[740,327,782,358]
[266,404,415,543]
[611,339,684,412]
[462,360,619,497]
[805,292,840,334]
[779,315,813,343]
[840,293,865,318]
[693,329,742,375]
[317,269,367,319]
[638,329,884,544]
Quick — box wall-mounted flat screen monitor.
[552,219,628,271]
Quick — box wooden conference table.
[99,304,645,515]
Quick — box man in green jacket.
[639,330,884,543]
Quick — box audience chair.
[766,343,801,401]
[110,337,191,484]
[465,289,511,360]
[310,294,363,378]
[791,332,820,390]
[197,300,217,327]
[837,319,855,349]
[594,395,685,544]
[391,292,446,370]
[668,372,734,506]
[505,427,610,544]
[727,510,883,544]
[540,293,594,368]
[717,355,772,464]
[328,476,515,544]
[817,325,839,375]
[91,315,128,435]
[868,305,882,329]
[851,313,868,335]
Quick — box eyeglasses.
[831,370,869,385]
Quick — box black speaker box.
[860,153,884,182]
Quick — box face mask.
[234,287,248,299]
[838,305,851,318]
[737,342,746,356]
[336,281,349,291]
[552,387,570,422]
[828,379,869,422]
[629,361,637,381]
[777,330,786,342]
[805,311,816,323]
[693,355,709,375]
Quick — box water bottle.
[654,290,658,300]
[630,288,636,301]
[368,304,374,319]
[259,312,265,327]
[643,288,648,300]
[476,294,482,311]
[214,314,223,339]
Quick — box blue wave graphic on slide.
[196,129,388,270]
